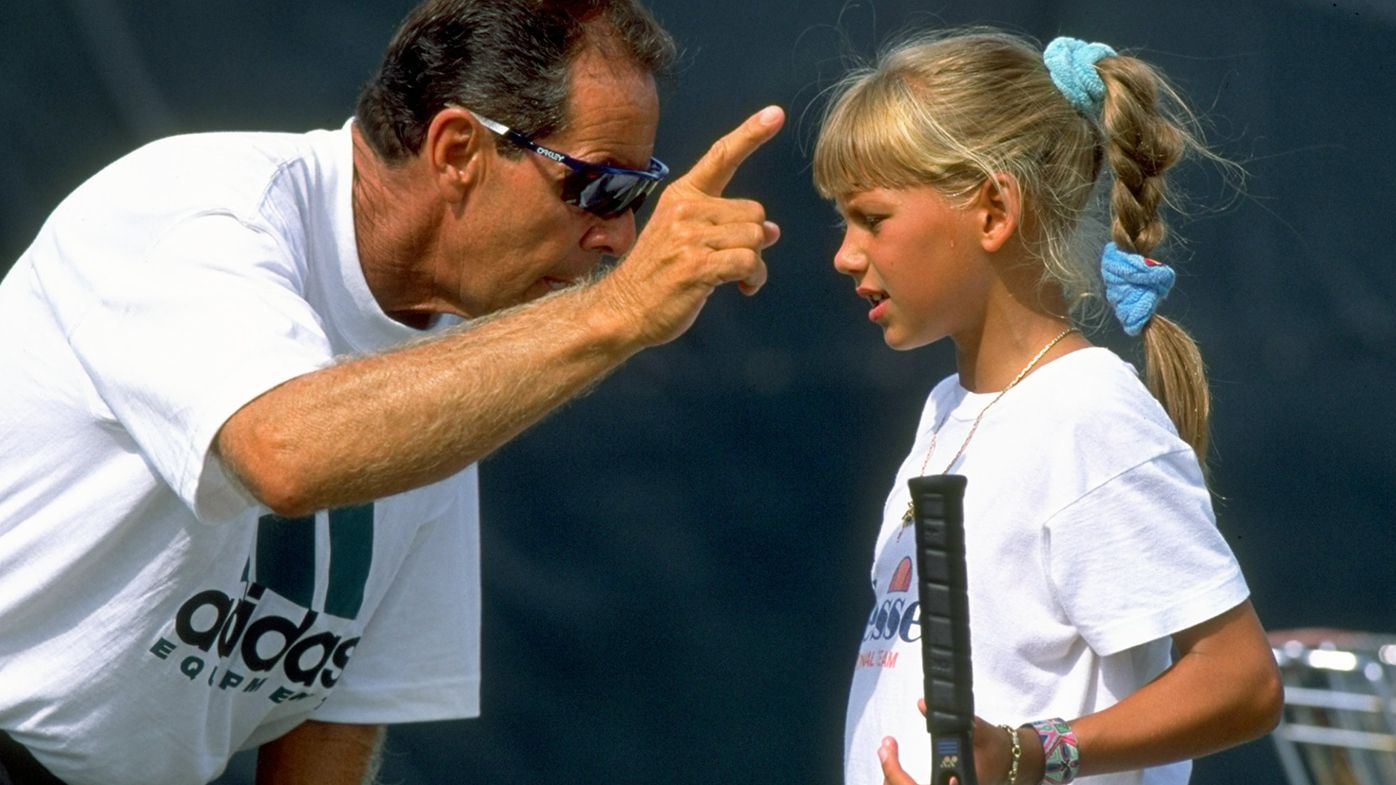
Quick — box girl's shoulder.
[915,346,1192,471]
[926,347,1169,430]
[1033,344,1163,407]
[1016,346,1192,461]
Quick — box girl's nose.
[833,232,865,276]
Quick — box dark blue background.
[4,1,1393,782]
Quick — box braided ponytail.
[1096,55,1212,464]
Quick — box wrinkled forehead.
[550,44,660,168]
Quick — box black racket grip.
[908,474,976,785]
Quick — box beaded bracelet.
[999,724,1022,784]
[1028,718,1080,785]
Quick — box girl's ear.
[972,173,1021,253]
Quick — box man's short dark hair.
[356,0,677,164]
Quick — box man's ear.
[423,107,486,202]
[971,172,1021,253]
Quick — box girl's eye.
[835,208,888,231]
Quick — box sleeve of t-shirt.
[50,211,335,524]
[1043,450,1250,657]
[311,476,482,724]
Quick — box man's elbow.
[242,467,319,520]
[216,415,320,519]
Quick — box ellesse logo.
[147,505,375,705]
[888,557,913,593]
[863,557,921,643]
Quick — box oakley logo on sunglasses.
[468,110,669,219]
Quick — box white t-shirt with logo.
[0,122,481,785]
[844,348,1250,785]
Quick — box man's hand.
[598,105,784,346]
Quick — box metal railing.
[1269,629,1396,785]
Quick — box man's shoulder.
[34,124,352,270]
[124,126,344,207]
[56,126,343,223]
[129,126,340,167]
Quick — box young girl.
[813,30,1283,785]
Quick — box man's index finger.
[682,106,785,196]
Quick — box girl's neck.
[953,310,1086,393]
[951,237,1087,392]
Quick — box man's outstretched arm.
[216,107,785,517]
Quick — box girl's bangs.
[813,76,928,198]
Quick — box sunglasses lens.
[564,172,654,219]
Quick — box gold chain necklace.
[900,326,1078,523]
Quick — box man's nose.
[582,210,639,257]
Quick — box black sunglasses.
[469,111,669,219]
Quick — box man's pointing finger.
[681,105,785,196]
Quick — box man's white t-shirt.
[0,122,481,785]
[844,348,1250,785]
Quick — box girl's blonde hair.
[813,28,1216,462]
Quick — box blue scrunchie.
[1043,36,1117,117]
[1102,242,1174,336]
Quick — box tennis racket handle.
[908,473,976,785]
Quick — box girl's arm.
[255,721,385,785]
[1065,599,1283,778]
[879,599,1283,785]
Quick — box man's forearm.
[217,279,639,517]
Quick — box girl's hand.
[877,735,919,785]
[878,701,1028,785]
[881,602,1283,784]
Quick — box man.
[0,1,783,783]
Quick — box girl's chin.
[880,329,934,352]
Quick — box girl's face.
[833,185,991,350]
